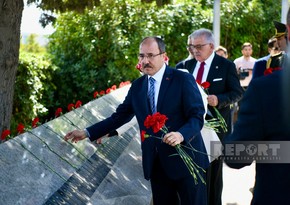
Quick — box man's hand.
[207,94,218,107]
[64,130,87,143]
[163,132,184,147]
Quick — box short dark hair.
[242,42,252,49]
[268,37,277,49]
[140,36,166,53]
[215,45,228,55]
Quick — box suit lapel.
[157,67,173,112]
[206,55,220,83]
[139,75,151,114]
[189,59,197,74]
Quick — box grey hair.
[188,28,215,45]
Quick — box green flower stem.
[27,131,78,169]
[203,88,228,133]
[181,143,216,162]
[204,119,223,132]
[176,144,206,185]
[12,138,67,182]
[147,132,207,185]
[213,107,228,132]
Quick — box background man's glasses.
[138,52,164,61]
[187,43,209,50]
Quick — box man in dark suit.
[223,69,290,205]
[177,28,243,205]
[252,32,285,79]
[176,35,194,69]
[64,36,209,205]
[223,8,290,205]
[252,37,279,79]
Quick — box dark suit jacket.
[177,54,244,139]
[176,58,195,69]
[86,66,209,181]
[224,70,290,205]
[252,55,270,79]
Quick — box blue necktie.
[148,77,156,113]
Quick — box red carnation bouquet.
[196,80,228,133]
[142,112,206,185]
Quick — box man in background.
[176,35,195,69]
[234,42,256,88]
[273,20,288,52]
[252,37,282,79]
[215,46,228,59]
[177,28,243,205]
[223,8,290,205]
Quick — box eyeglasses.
[187,43,209,50]
[138,52,164,61]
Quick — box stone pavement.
[222,162,256,205]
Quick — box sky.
[21,4,55,35]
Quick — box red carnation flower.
[99,90,105,95]
[164,55,170,65]
[141,130,146,142]
[201,81,210,89]
[144,112,168,133]
[1,129,11,140]
[55,108,63,117]
[93,91,99,98]
[67,103,75,111]
[32,117,40,128]
[111,85,117,90]
[106,88,112,94]
[17,123,25,134]
[75,100,82,108]
[136,63,142,71]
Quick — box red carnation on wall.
[75,100,82,108]
[32,117,40,128]
[1,129,11,140]
[17,123,25,134]
[67,103,75,111]
[93,91,99,98]
[106,88,112,94]
[99,90,105,95]
[55,108,63,117]
[111,85,117,90]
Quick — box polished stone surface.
[0,85,151,205]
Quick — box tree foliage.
[13,51,57,128]
[219,0,282,59]
[23,0,283,121]
[0,0,283,138]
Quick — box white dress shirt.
[193,52,215,83]
[148,63,166,108]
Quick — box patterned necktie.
[196,62,205,82]
[148,77,156,113]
